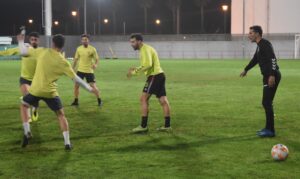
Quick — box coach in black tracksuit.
[240,25,281,137]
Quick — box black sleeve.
[244,49,258,72]
[260,42,277,76]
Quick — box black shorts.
[143,73,166,98]
[19,77,32,86]
[22,93,63,111]
[77,71,95,83]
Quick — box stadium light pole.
[102,19,109,34]
[43,0,52,47]
[84,0,87,34]
[222,5,228,34]
[155,19,161,34]
[242,0,246,59]
[71,10,80,35]
[123,21,126,36]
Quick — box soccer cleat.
[256,128,267,134]
[157,126,173,132]
[21,132,32,148]
[132,125,148,133]
[65,144,72,151]
[97,99,102,107]
[32,109,39,122]
[257,129,275,137]
[71,101,79,106]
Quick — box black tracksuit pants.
[262,71,281,132]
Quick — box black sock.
[165,116,171,127]
[141,116,148,128]
[97,98,102,104]
[74,98,78,103]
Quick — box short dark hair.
[130,33,143,41]
[250,25,263,36]
[29,32,39,38]
[52,34,65,49]
[81,34,90,39]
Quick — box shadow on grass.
[113,134,258,153]
[49,151,71,177]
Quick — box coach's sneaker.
[257,129,275,137]
[71,100,79,106]
[157,126,173,132]
[132,126,148,133]
[65,144,72,151]
[32,109,39,122]
[21,132,32,148]
[256,128,267,134]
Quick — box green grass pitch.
[0,59,299,178]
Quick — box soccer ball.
[271,144,289,161]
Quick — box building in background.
[231,0,300,34]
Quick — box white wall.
[91,40,294,59]
[231,0,300,34]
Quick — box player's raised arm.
[17,34,30,56]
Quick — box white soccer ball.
[271,144,289,161]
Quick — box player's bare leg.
[20,102,32,147]
[20,84,38,122]
[141,93,151,117]
[56,109,72,150]
[157,96,172,132]
[71,83,80,106]
[132,93,151,133]
[90,82,102,106]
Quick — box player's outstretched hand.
[127,67,135,79]
[240,70,247,77]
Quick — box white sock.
[27,108,31,118]
[23,122,31,135]
[63,131,71,145]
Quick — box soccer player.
[18,34,97,150]
[71,34,102,106]
[127,34,172,133]
[0,32,42,122]
[240,25,281,137]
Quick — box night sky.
[0,0,231,36]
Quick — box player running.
[18,34,98,150]
[0,31,42,122]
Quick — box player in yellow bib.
[127,34,172,133]
[18,34,98,150]
[0,32,42,122]
[71,34,102,106]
